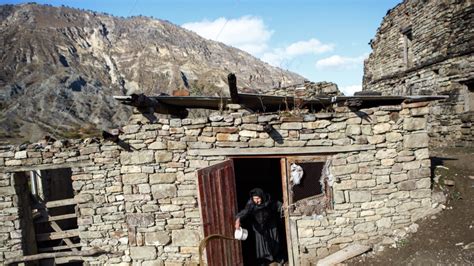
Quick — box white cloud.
[286,39,334,56]
[315,54,367,70]
[182,16,273,55]
[183,17,334,69]
[262,38,334,66]
[340,85,362,96]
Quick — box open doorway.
[233,158,288,265]
[14,168,81,266]
[34,168,80,260]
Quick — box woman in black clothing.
[235,188,285,265]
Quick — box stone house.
[0,85,445,265]
[363,0,474,147]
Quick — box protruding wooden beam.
[4,247,107,265]
[228,73,239,103]
[114,94,189,118]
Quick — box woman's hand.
[234,218,240,229]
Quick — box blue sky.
[2,0,402,95]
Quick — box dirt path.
[348,147,474,265]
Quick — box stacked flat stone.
[0,101,440,265]
[363,0,474,147]
[260,81,342,97]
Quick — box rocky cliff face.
[0,3,304,143]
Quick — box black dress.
[236,189,284,263]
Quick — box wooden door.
[197,160,243,266]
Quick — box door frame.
[199,154,331,266]
[279,157,297,266]
[229,155,296,266]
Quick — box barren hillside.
[0,3,304,143]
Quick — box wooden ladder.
[33,198,80,253]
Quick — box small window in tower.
[462,79,474,112]
[401,26,413,67]
[402,26,413,41]
[466,80,474,92]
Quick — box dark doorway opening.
[233,158,288,265]
[15,168,82,266]
[34,168,80,262]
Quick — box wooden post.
[228,73,239,104]
[14,173,38,257]
[280,158,295,266]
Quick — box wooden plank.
[38,243,82,252]
[0,161,93,173]
[316,244,371,266]
[334,95,448,102]
[55,256,83,264]
[4,247,105,264]
[49,221,79,251]
[188,145,375,156]
[35,213,77,223]
[36,229,79,241]
[289,218,300,266]
[287,156,327,163]
[45,198,76,208]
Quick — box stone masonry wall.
[259,81,342,97]
[0,171,19,260]
[295,102,436,263]
[0,140,126,264]
[363,0,474,147]
[0,101,439,265]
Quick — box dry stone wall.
[257,81,341,98]
[0,101,440,265]
[363,0,474,147]
[0,141,127,264]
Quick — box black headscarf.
[250,188,266,201]
[249,188,272,209]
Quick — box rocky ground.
[348,147,474,265]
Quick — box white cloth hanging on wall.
[290,163,304,185]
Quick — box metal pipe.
[30,170,37,196]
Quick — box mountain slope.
[0,3,304,143]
